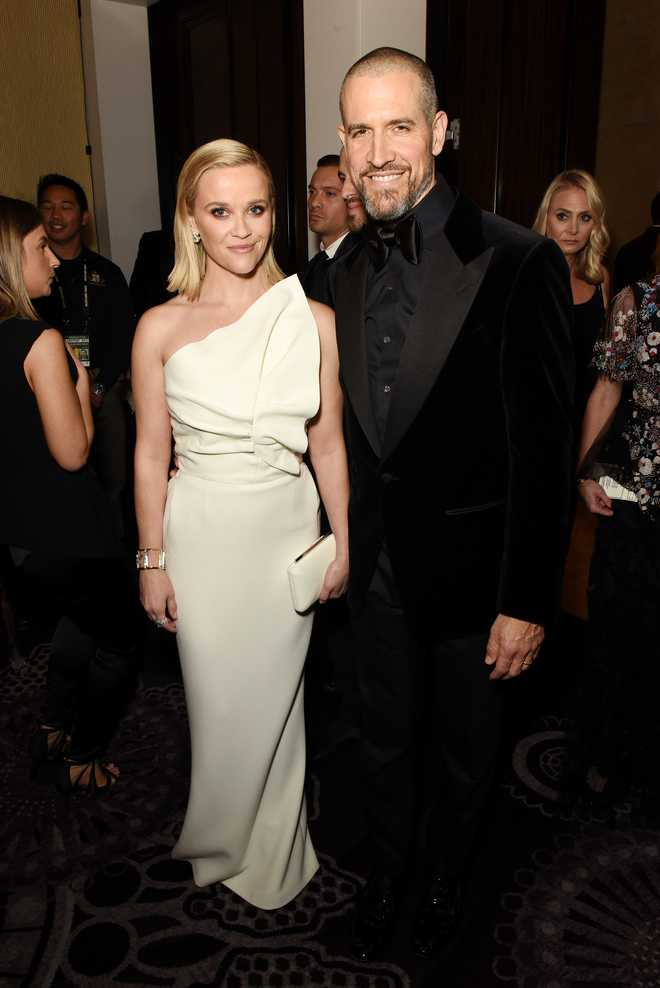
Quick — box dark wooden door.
[149,0,307,272]
[427,0,606,227]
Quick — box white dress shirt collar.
[320,231,350,259]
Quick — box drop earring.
[192,230,201,244]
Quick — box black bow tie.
[364,214,422,270]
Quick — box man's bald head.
[338,47,446,221]
[340,47,438,125]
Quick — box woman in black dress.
[577,238,660,810]
[534,171,611,620]
[0,196,137,792]
[534,169,610,423]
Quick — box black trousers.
[351,546,503,880]
[16,552,139,759]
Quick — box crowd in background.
[0,55,659,958]
[1,155,659,805]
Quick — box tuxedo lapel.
[333,231,361,261]
[334,249,381,456]
[301,251,328,303]
[380,233,494,462]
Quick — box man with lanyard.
[35,174,135,536]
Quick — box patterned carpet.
[2,622,660,988]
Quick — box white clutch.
[288,533,336,612]
[598,475,638,502]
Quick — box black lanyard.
[55,259,90,333]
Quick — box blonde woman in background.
[534,171,610,622]
[534,169,610,422]
[132,140,349,908]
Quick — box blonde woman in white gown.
[132,140,349,909]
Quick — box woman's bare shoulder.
[306,299,335,341]
[306,298,334,321]
[30,326,65,347]
[25,326,67,361]
[135,295,192,343]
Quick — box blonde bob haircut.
[533,169,610,285]
[0,196,41,322]
[169,139,283,301]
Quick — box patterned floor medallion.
[0,646,410,988]
[503,715,629,825]
[494,829,660,987]
[2,834,408,988]
[0,647,189,890]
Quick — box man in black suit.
[613,192,660,295]
[301,154,360,305]
[334,48,574,960]
[129,229,176,318]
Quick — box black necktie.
[364,214,422,270]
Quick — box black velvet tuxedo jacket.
[333,191,575,635]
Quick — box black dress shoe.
[351,872,401,961]
[412,875,462,958]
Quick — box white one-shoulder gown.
[163,276,320,908]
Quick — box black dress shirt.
[35,246,135,391]
[365,179,455,442]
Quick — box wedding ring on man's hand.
[154,618,164,627]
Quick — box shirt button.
[383,335,391,344]
[383,385,391,393]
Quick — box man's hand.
[484,614,544,680]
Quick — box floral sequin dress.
[591,275,660,512]
[581,274,660,795]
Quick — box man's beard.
[359,158,435,221]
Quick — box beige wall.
[596,0,660,253]
[0,0,94,238]
[303,0,426,254]
[82,0,161,277]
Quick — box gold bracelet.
[136,548,166,570]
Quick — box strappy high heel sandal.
[29,724,71,779]
[56,757,120,796]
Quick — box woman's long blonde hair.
[533,169,610,284]
[0,196,41,321]
[168,139,283,301]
